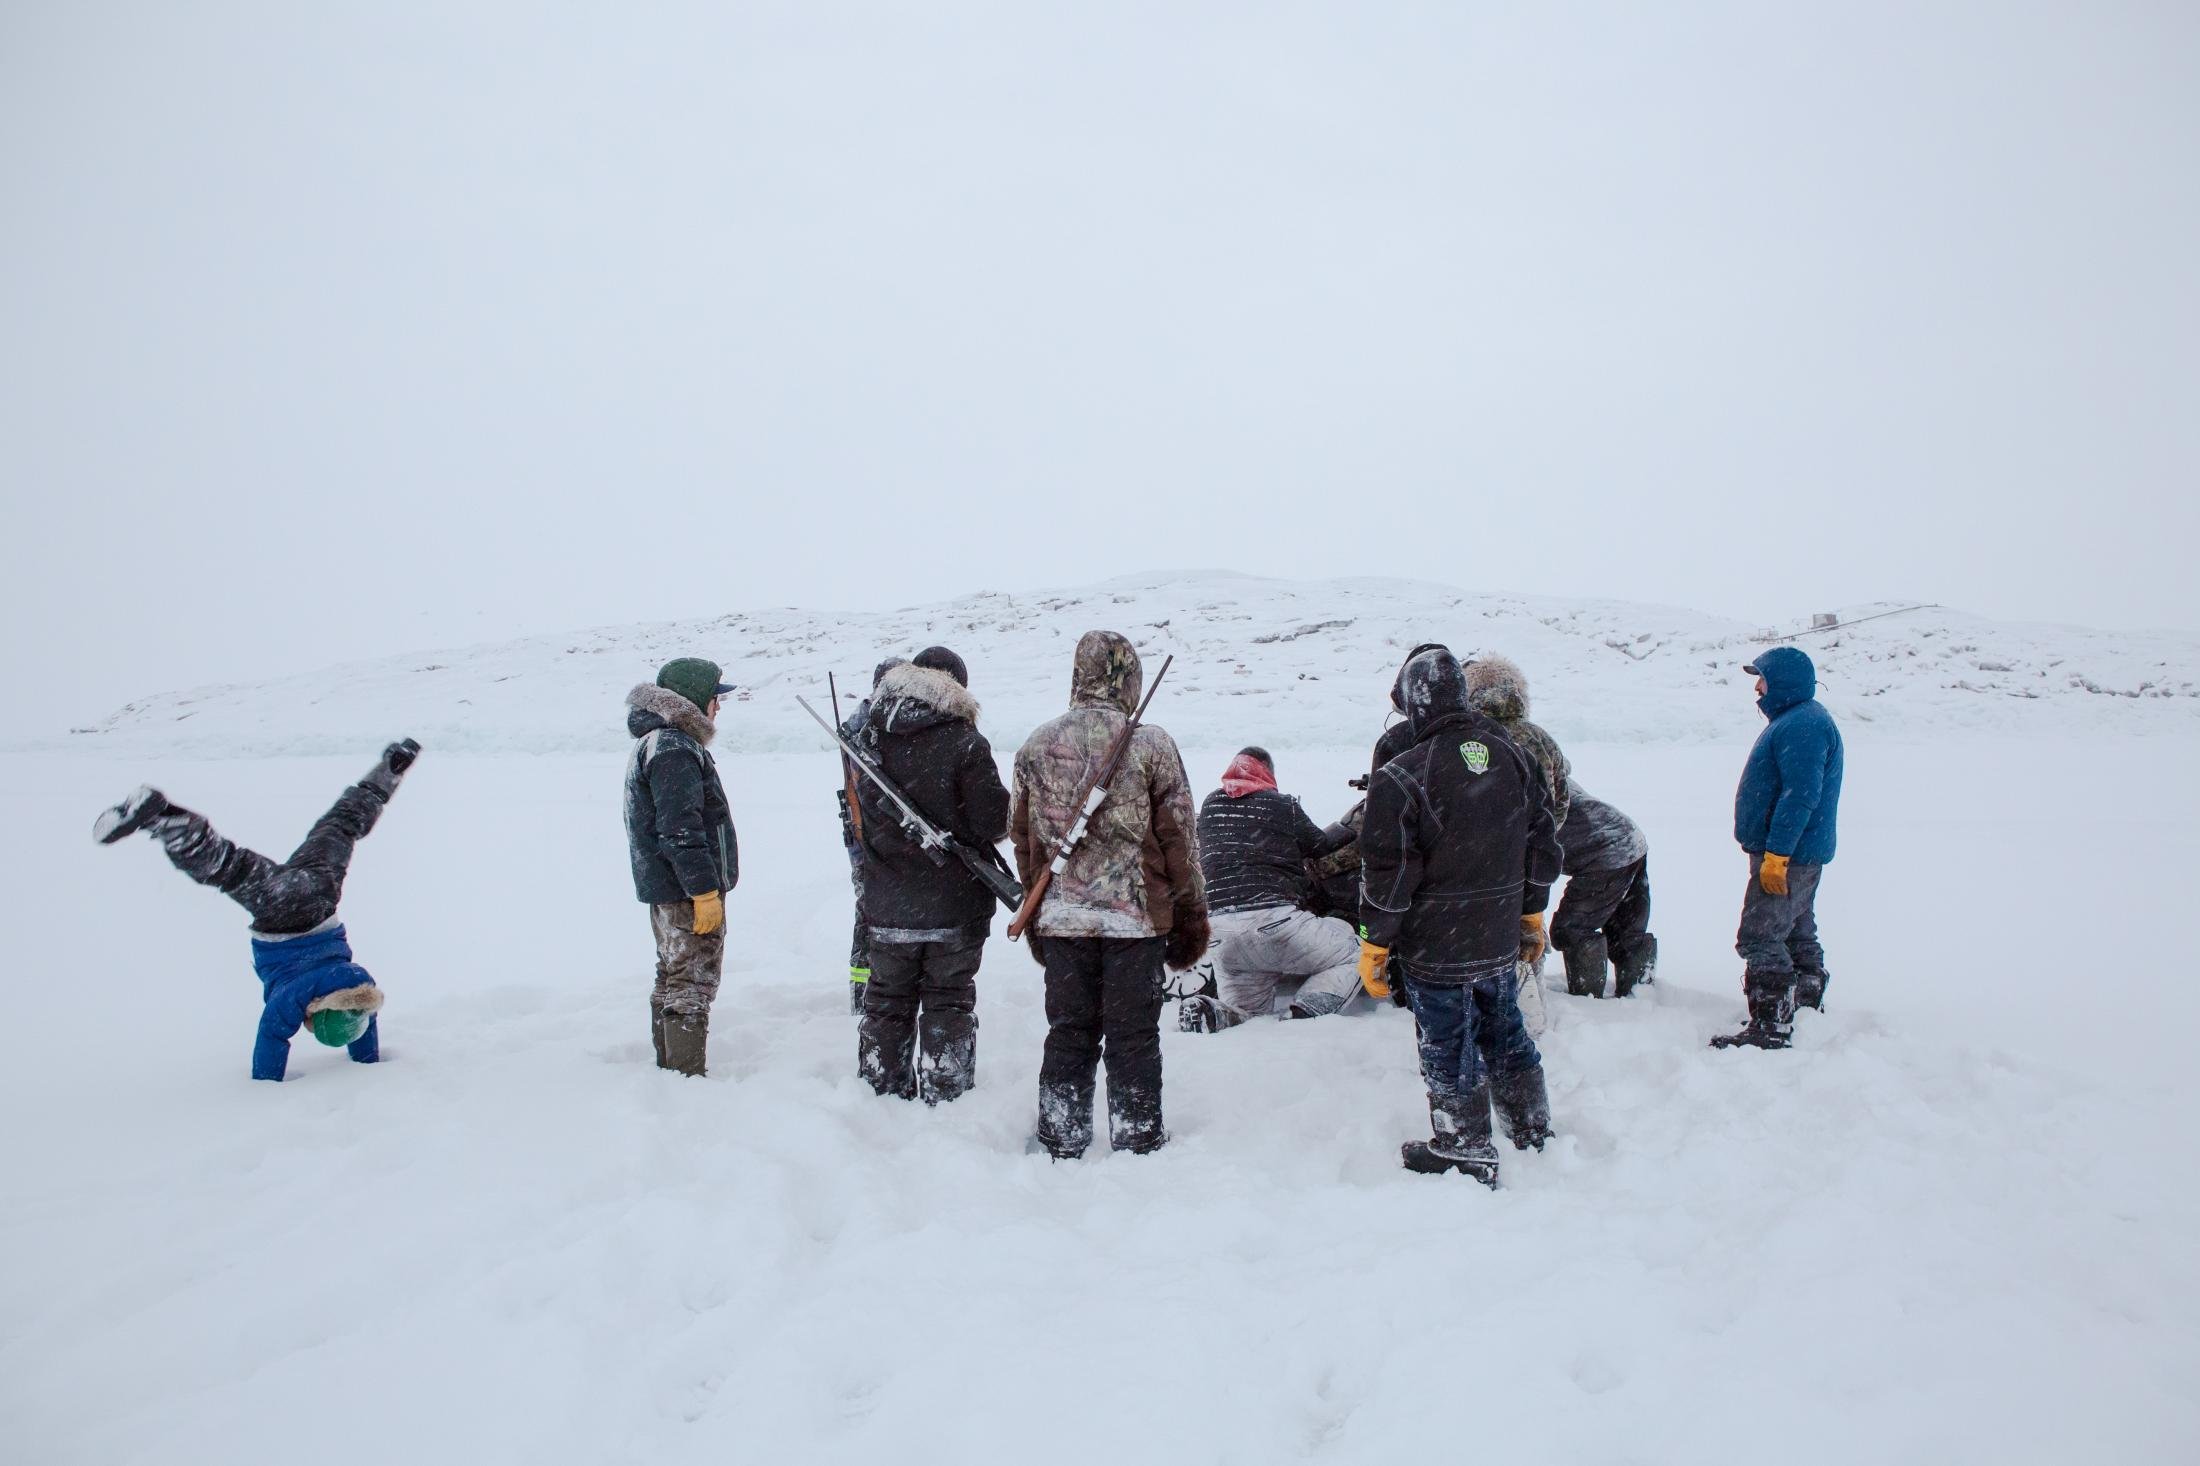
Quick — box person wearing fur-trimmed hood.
[840,656,907,1015]
[91,740,422,1081]
[855,647,1011,1105]
[625,657,741,1077]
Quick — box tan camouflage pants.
[650,901,726,1019]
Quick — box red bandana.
[1220,753,1278,798]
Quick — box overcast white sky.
[4,1,2196,738]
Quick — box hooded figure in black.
[1358,648,1562,1183]
[855,646,1012,1104]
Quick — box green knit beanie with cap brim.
[657,657,735,712]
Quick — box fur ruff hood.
[307,983,384,1015]
[627,683,718,746]
[872,661,981,729]
[1464,654,1531,722]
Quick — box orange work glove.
[1519,912,1547,965]
[1357,940,1392,1000]
[692,889,725,935]
[1759,853,1790,897]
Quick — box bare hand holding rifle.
[1006,655,1173,942]
[796,693,1023,913]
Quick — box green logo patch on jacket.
[1460,740,1491,774]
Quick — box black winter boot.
[360,739,423,802]
[1562,935,1610,998]
[94,785,172,845]
[661,1012,709,1076]
[1402,1139,1500,1186]
[1035,1080,1095,1160]
[1491,1067,1553,1151]
[1404,1088,1499,1181]
[1793,967,1829,1013]
[1613,934,1657,997]
[1711,976,1795,1050]
[917,1009,977,1106]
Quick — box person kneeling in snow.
[1359,650,1561,1185]
[1178,747,1360,1031]
[92,740,421,1081]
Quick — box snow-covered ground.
[39,571,2200,758]
[4,579,2197,1463]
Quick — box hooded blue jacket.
[249,923,381,1081]
[1734,646,1844,865]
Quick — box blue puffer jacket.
[1734,646,1845,865]
[249,923,381,1081]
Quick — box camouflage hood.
[1463,654,1530,722]
[1070,630,1144,715]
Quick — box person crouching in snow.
[92,740,421,1081]
[1178,747,1361,1031]
[625,658,741,1077]
[1550,788,1657,998]
[1358,649,1561,1184]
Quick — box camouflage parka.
[1010,631,1205,939]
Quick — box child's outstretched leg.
[94,789,291,923]
[268,741,422,929]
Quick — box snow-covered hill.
[48,572,2200,757]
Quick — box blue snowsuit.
[1734,646,1844,864]
[250,924,381,1081]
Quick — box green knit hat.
[309,1008,371,1048]
[657,657,735,712]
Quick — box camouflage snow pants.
[650,900,726,1019]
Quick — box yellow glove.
[692,890,724,935]
[1520,912,1547,965]
[1358,940,1392,1000]
[1759,853,1790,897]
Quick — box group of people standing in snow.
[90,626,1843,1186]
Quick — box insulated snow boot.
[1793,967,1829,1013]
[1613,934,1657,997]
[1712,977,1795,1049]
[1491,1067,1553,1152]
[1401,1140,1500,1187]
[360,739,423,801]
[1177,993,1247,1033]
[916,1009,977,1106]
[93,785,172,845]
[1562,935,1610,998]
[661,1012,708,1076]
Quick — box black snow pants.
[1035,935,1167,1158]
[1551,858,1655,993]
[859,935,982,1104]
[156,783,387,935]
[1735,855,1829,1022]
